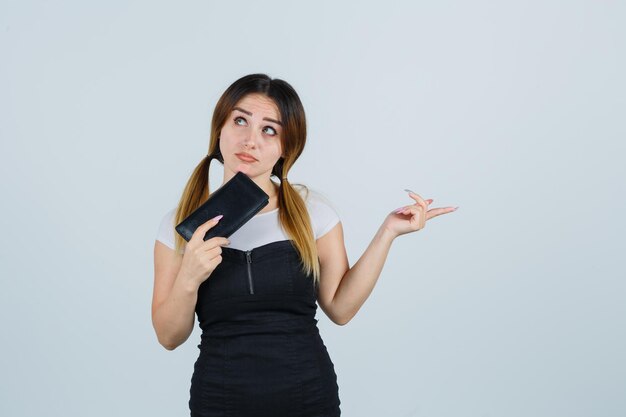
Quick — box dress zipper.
[245,250,254,294]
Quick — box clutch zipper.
[245,250,254,294]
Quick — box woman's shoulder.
[155,206,177,250]
[293,184,341,239]
[292,184,332,206]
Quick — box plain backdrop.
[1,1,624,416]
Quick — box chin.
[233,164,256,176]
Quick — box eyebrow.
[232,106,283,126]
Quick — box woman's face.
[219,93,284,180]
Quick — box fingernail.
[404,188,416,194]
[394,207,405,213]
[212,214,224,221]
[453,206,459,211]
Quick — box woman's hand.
[382,189,458,239]
[178,215,231,287]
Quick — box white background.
[1,1,624,416]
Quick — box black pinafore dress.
[189,239,341,417]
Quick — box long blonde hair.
[172,74,321,286]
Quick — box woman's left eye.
[264,126,277,136]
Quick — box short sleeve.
[304,189,341,240]
[155,207,176,250]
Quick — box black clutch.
[175,171,270,242]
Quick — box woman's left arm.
[316,191,457,325]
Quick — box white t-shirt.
[155,187,341,252]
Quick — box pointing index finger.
[404,188,427,209]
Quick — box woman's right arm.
[151,241,199,350]
[151,215,230,350]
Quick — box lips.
[236,153,257,162]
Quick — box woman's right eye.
[234,116,246,125]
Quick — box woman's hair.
[172,73,321,286]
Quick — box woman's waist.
[197,296,318,328]
[200,315,320,339]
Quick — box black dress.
[189,239,341,417]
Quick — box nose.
[243,129,260,148]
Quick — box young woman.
[152,73,458,417]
